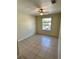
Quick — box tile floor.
[18,35,58,59]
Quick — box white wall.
[17,11,36,41]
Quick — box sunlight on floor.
[41,37,51,48]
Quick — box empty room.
[17,0,61,59]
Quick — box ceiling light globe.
[40,13,43,15]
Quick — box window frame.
[41,17,52,31]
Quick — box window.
[42,18,52,31]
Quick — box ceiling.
[17,0,61,15]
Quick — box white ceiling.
[17,0,61,15]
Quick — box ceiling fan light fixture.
[40,12,43,15]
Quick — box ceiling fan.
[34,0,56,15]
[37,8,49,15]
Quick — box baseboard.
[18,34,36,42]
[36,33,58,38]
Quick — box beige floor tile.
[18,35,58,59]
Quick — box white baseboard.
[17,34,35,42]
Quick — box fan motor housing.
[51,0,56,3]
